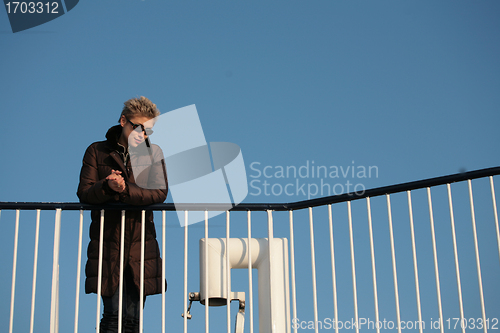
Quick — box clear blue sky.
[1,1,499,332]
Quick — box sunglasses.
[126,117,154,136]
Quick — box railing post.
[118,210,126,333]
[50,208,62,333]
[267,210,275,333]
[140,210,146,333]
[183,211,188,333]
[427,188,444,333]
[96,209,105,333]
[289,210,298,333]
[9,209,20,333]
[468,180,488,333]
[407,192,423,333]
[347,201,359,333]
[30,209,41,333]
[308,207,319,333]
[226,211,231,333]
[386,195,402,333]
[73,210,84,333]
[247,211,254,333]
[446,184,465,333]
[366,198,380,333]
[162,210,167,333]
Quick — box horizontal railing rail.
[1,166,499,211]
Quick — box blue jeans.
[100,266,144,333]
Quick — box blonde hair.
[119,96,160,122]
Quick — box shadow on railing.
[1,166,500,333]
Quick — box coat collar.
[105,125,129,158]
[104,125,131,177]
[105,125,123,150]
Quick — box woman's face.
[120,115,154,147]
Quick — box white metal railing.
[1,168,500,332]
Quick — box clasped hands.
[106,169,126,193]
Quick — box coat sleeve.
[120,183,167,206]
[77,144,116,204]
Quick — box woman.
[77,96,167,333]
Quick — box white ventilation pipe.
[199,238,290,333]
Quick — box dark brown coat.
[77,125,168,297]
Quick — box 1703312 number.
[446,318,499,330]
[5,2,59,14]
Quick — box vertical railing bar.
[73,210,84,333]
[96,209,105,333]
[9,209,20,333]
[118,211,126,333]
[446,184,465,333]
[327,204,339,333]
[308,207,319,333]
[268,210,276,333]
[140,210,146,333]
[386,195,402,333]
[490,176,500,265]
[226,211,231,333]
[247,211,254,333]
[183,211,188,333]
[50,209,62,333]
[285,228,291,333]
[427,188,444,333]
[30,209,41,333]
[406,191,423,333]
[366,198,380,333]
[205,210,209,333]
[347,201,359,333]
[162,210,166,333]
[468,180,487,333]
[289,210,298,333]
[56,263,60,333]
